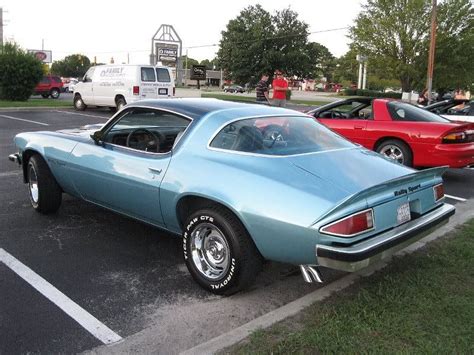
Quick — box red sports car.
[307,98,474,168]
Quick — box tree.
[217,5,330,84]
[333,48,359,84]
[350,0,474,92]
[0,43,43,101]
[431,0,474,92]
[51,54,91,78]
[308,42,336,82]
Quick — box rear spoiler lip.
[311,166,448,226]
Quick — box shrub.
[0,43,44,101]
[343,88,402,99]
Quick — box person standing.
[271,70,288,107]
[417,88,429,106]
[255,74,270,104]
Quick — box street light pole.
[426,0,437,103]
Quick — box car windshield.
[388,102,451,123]
[210,116,355,156]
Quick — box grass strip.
[226,219,474,354]
[0,99,72,108]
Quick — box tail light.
[433,183,444,202]
[133,86,140,95]
[442,130,473,144]
[320,209,374,237]
[173,87,175,96]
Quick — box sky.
[0,0,363,65]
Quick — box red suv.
[34,75,64,99]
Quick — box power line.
[53,26,350,56]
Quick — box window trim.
[141,67,157,82]
[206,114,356,158]
[100,105,193,156]
[156,67,171,83]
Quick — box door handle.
[148,167,162,175]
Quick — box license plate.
[158,88,168,95]
[397,202,411,224]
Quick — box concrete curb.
[181,199,474,355]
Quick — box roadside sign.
[28,50,52,63]
[190,65,206,80]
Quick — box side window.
[156,68,171,82]
[83,68,95,83]
[40,77,50,84]
[103,108,191,153]
[141,67,156,82]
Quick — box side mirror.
[91,131,104,145]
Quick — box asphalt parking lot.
[1,108,473,353]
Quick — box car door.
[315,100,371,147]
[140,67,158,99]
[80,67,95,105]
[37,77,50,94]
[67,108,189,226]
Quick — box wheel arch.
[21,148,44,183]
[115,95,126,104]
[374,136,412,154]
[176,194,264,257]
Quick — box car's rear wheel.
[27,155,62,214]
[116,97,126,111]
[376,139,413,167]
[50,88,60,99]
[183,206,262,295]
[74,95,87,111]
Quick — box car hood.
[52,124,105,141]
[287,147,414,195]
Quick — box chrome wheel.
[190,223,230,280]
[380,144,404,164]
[28,163,39,205]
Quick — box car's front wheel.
[183,206,262,295]
[376,139,413,167]
[27,155,62,214]
[74,95,87,111]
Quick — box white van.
[73,64,175,111]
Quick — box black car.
[224,85,245,93]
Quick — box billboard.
[156,44,178,64]
[28,50,52,63]
[190,65,206,80]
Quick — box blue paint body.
[13,99,447,265]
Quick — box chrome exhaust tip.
[300,265,323,283]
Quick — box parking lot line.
[52,110,108,119]
[445,194,467,202]
[0,114,49,126]
[0,248,122,345]
[0,171,22,178]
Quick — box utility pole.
[0,8,4,48]
[426,0,437,104]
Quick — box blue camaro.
[9,99,455,295]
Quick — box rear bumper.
[430,144,474,168]
[316,203,455,272]
[8,153,21,165]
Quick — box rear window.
[210,116,354,156]
[388,102,450,123]
[156,68,171,82]
[141,67,156,82]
